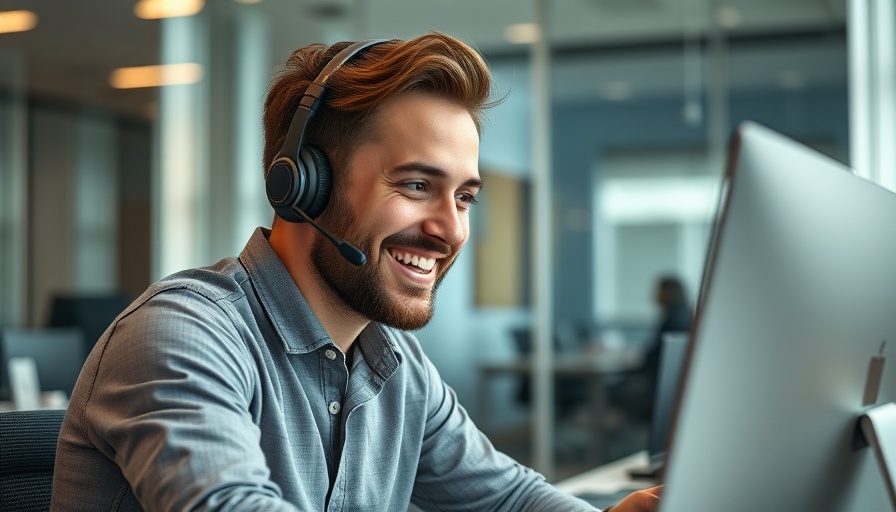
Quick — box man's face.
[310,92,481,330]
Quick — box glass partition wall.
[1,0,859,485]
[482,0,850,480]
[0,50,27,328]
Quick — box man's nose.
[421,197,466,248]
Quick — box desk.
[555,450,654,496]
[477,349,641,465]
[0,391,69,412]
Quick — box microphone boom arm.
[289,206,367,266]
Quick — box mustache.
[381,233,452,257]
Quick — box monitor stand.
[860,402,896,511]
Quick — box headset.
[265,39,387,266]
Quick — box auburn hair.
[262,32,494,178]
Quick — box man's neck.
[269,226,367,354]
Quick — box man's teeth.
[392,251,436,271]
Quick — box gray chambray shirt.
[50,227,597,511]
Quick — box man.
[51,32,659,511]
[643,276,693,408]
[610,275,693,424]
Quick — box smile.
[388,249,436,274]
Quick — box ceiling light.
[110,63,204,89]
[233,0,265,4]
[0,10,38,34]
[504,23,540,44]
[135,0,205,20]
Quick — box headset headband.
[274,39,388,166]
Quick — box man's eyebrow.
[391,162,483,190]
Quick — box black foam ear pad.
[265,145,332,223]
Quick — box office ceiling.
[0,0,847,119]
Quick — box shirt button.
[325,349,337,360]
[328,401,341,415]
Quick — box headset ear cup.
[266,158,304,222]
[299,145,332,219]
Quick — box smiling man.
[51,33,659,511]
[273,90,481,349]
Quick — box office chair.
[0,408,66,512]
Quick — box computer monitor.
[660,122,896,511]
[647,332,688,463]
[47,292,130,358]
[626,331,688,481]
[0,328,85,400]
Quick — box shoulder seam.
[78,285,250,445]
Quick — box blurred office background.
[1,0,893,481]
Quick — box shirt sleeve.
[410,356,598,511]
[81,289,300,512]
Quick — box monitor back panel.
[661,123,896,511]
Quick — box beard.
[309,199,455,330]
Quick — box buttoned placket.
[326,332,401,510]
[321,344,350,496]
[322,347,348,414]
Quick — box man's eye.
[457,193,479,206]
[405,182,427,193]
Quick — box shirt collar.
[238,227,401,377]
[239,227,328,353]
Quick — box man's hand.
[605,485,662,512]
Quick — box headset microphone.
[289,205,367,266]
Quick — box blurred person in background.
[640,275,693,421]
[608,275,693,425]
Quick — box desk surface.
[477,348,644,467]
[555,450,655,495]
[0,392,69,412]
[479,347,643,375]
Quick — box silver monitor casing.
[660,122,896,511]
